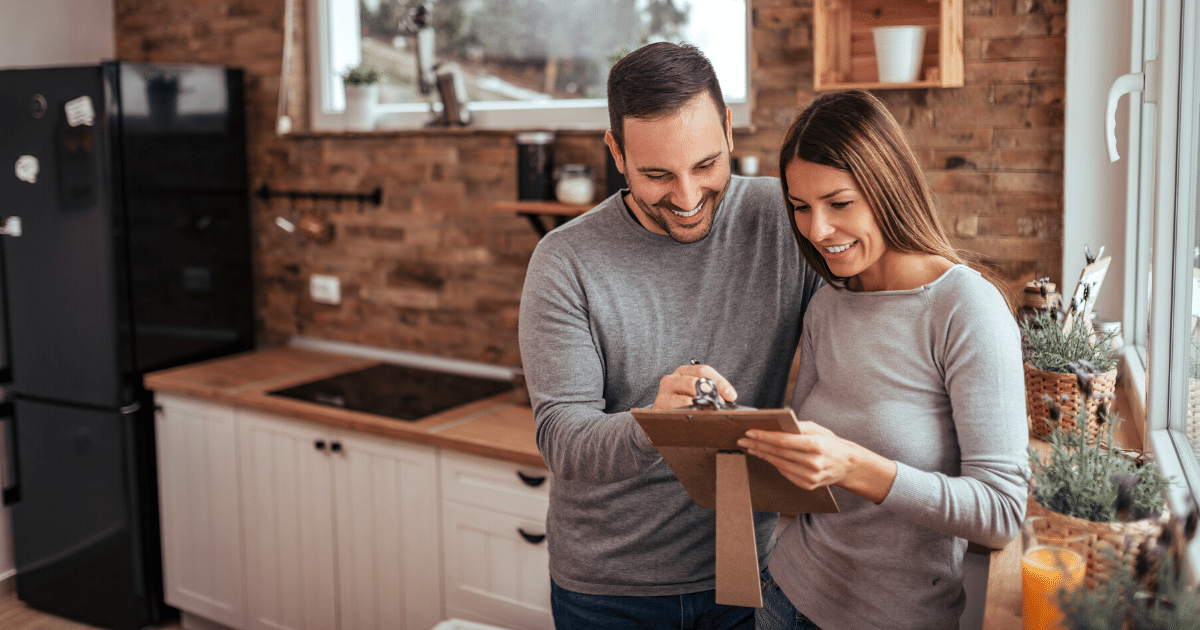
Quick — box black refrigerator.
[0,61,255,630]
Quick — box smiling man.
[517,42,825,629]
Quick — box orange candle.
[1022,545,1085,630]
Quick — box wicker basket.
[1027,497,1165,592]
[1025,362,1117,441]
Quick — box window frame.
[1123,0,1200,574]
[306,0,753,132]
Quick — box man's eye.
[645,173,668,181]
[697,161,715,170]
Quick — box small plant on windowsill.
[1021,298,1119,441]
[340,63,381,131]
[341,63,382,86]
[1055,494,1200,629]
[1026,385,1172,594]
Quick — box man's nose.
[670,174,705,211]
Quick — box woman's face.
[785,159,892,290]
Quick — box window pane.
[1186,191,1200,459]
[358,0,747,107]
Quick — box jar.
[554,164,595,206]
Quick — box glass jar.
[554,164,595,206]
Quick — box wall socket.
[310,274,341,304]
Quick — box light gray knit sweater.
[518,176,824,595]
[770,265,1029,630]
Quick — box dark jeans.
[551,579,755,630]
[756,568,824,630]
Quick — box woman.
[737,90,1028,630]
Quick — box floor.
[0,595,182,630]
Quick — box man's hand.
[650,363,738,410]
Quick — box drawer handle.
[516,471,546,487]
[518,528,546,545]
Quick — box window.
[1123,0,1200,570]
[307,0,750,131]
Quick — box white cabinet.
[154,394,246,629]
[238,410,442,630]
[439,450,552,630]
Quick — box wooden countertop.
[144,346,546,468]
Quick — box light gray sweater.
[518,176,824,595]
[771,265,1028,630]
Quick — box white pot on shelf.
[872,25,926,83]
[344,84,378,131]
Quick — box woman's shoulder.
[928,265,1015,325]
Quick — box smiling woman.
[307,0,750,130]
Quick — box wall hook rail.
[256,183,382,206]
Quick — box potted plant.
[341,63,382,131]
[1027,394,1170,592]
[1021,295,1119,441]
[1056,495,1200,628]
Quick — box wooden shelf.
[813,0,964,91]
[493,200,591,237]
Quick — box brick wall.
[115,0,1066,368]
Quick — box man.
[517,42,824,628]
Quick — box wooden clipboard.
[631,407,839,514]
[632,407,838,607]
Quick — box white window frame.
[307,0,753,132]
[1123,0,1200,573]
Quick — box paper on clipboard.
[631,407,839,514]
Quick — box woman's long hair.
[779,90,1016,313]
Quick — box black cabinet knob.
[516,471,546,487]
[330,442,342,453]
[315,440,326,451]
[517,528,546,545]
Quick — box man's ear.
[724,106,734,154]
[604,130,625,174]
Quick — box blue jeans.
[756,568,824,630]
[551,579,755,630]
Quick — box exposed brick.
[115,0,1067,368]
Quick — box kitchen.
[2,0,1196,629]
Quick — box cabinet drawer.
[440,450,549,518]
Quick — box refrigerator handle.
[1,400,19,505]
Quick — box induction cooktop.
[269,363,513,422]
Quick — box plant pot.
[1027,497,1166,592]
[344,84,378,131]
[871,25,926,83]
[1025,362,1117,441]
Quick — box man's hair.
[606,42,726,155]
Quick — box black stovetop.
[269,363,512,422]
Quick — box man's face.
[606,93,734,244]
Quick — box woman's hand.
[650,363,737,410]
[738,422,898,504]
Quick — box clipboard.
[632,407,839,514]
[631,406,839,608]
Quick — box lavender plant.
[1021,302,1118,374]
[1028,393,1168,523]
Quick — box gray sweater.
[518,176,823,595]
[771,265,1028,630]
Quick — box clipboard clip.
[688,378,739,411]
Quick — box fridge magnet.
[65,95,95,127]
[14,155,39,184]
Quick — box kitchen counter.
[144,346,545,468]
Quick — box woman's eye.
[831,200,851,209]
[793,205,810,214]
